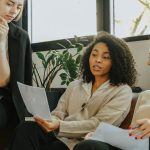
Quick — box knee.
[74,140,94,150]
[74,140,110,150]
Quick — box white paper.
[90,122,149,150]
[17,82,51,121]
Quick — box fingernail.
[141,137,143,139]
[135,137,137,140]
[128,126,131,129]
[129,133,132,136]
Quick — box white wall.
[127,40,150,90]
[33,40,150,90]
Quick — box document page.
[90,122,149,150]
[17,82,51,121]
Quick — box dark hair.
[81,31,137,86]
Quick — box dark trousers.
[8,121,69,150]
[0,95,19,150]
[73,140,121,150]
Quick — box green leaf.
[61,81,66,85]
[36,52,45,61]
[52,59,55,66]
[76,55,82,64]
[60,73,67,79]
[69,78,74,82]
[76,43,84,52]
[63,50,68,54]
[45,54,55,68]
[66,39,76,48]
[42,61,47,69]
[66,81,70,85]
[57,43,66,49]
[64,52,69,60]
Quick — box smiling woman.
[0,0,32,149]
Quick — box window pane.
[28,0,96,43]
[113,0,150,37]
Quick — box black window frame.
[111,0,150,42]
[22,0,150,52]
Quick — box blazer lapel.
[8,23,20,81]
[82,82,92,97]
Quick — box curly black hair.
[81,31,137,86]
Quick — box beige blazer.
[51,80,132,149]
[131,90,150,127]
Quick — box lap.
[74,140,121,150]
[40,140,69,150]
[0,96,18,128]
[9,121,69,150]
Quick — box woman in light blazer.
[9,31,137,150]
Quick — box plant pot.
[46,88,66,111]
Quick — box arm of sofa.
[119,93,139,129]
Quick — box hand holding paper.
[90,122,149,150]
[130,118,150,139]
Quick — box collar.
[82,80,110,96]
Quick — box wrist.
[0,42,7,53]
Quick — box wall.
[33,40,150,90]
[127,40,150,90]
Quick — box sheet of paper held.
[90,122,149,150]
[17,82,51,121]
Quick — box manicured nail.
[128,126,131,129]
[135,137,137,140]
[141,137,143,139]
[129,133,132,136]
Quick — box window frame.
[111,0,150,42]
[22,0,150,52]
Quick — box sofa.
[119,93,139,129]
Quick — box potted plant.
[32,38,84,110]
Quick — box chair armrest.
[119,93,139,129]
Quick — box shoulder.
[120,84,132,91]
[8,22,29,39]
[110,84,132,96]
[116,84,132,91]
[138,90,150,100]
[140,90,150,96]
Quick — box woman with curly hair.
[9,31,136,150]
